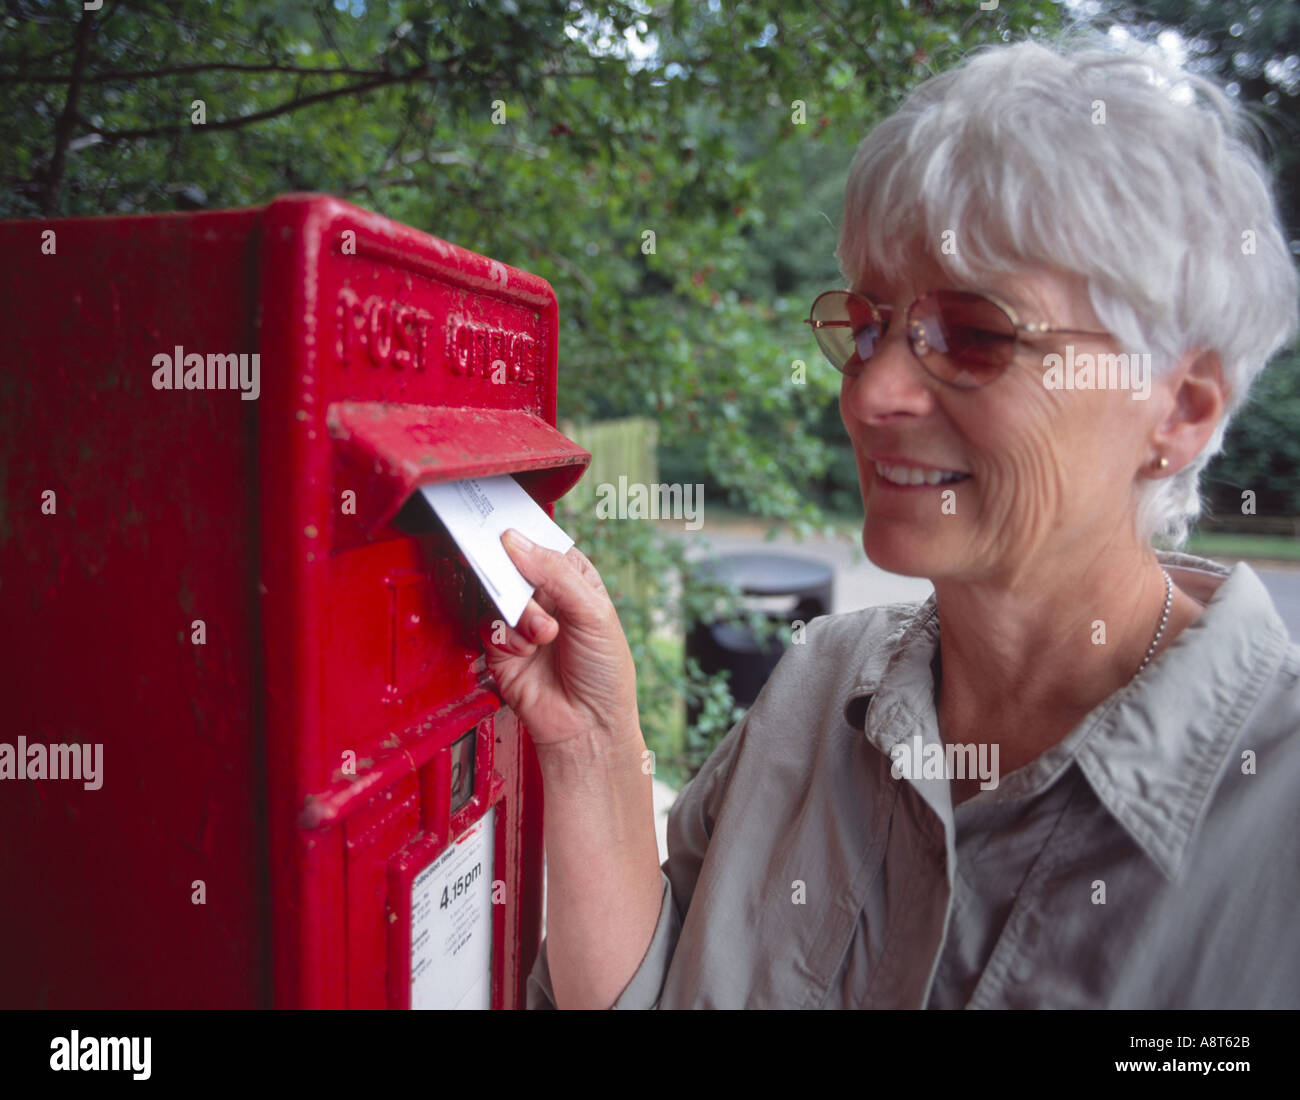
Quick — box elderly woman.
[487,39,1300,1009]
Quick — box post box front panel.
[271,196,561,791]
[257,196,557,1008]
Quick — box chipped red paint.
[0,194,588,1008]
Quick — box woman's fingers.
[514,597,558,645]
[478,610,540,656]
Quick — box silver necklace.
[1135,568,1173,678]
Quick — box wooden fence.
[557,416,660,603]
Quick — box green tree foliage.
[1213,353,1300,518]
[1090,0,1300,242]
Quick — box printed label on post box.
[420,474,574,627]
[410,807,495,1009]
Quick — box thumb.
[501,530,605,629]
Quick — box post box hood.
[328,401,591,544]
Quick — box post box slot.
[329,401,590,549]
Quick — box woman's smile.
[871,457,972,488]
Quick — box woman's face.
[839,260,1163,587]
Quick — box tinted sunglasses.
[805,288,1109,389]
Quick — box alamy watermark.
[1042,345,1151,400]
[889,734,999,792]
[595,476,704,530]
[50,1031,150,1080]
[151,346,260,401]
[0,737,102,790]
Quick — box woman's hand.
[478,529,640,753]
[482,531,661,1009]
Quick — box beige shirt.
[526,551,1300,1008]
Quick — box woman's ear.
[1151,348,1226,474]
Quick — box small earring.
[1154,455,1169,471]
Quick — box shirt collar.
[841,551,1292,881]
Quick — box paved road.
[1258,566,1300,639]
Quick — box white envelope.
[419,474,575,628]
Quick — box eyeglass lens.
[813,290,1018,388]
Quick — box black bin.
[686,552,834,728]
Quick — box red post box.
[0,194,589,1008]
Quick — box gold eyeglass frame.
[805,288,1111,389]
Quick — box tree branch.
[41,4,95,215]
[77,73,408,140]
[0,61,394,85]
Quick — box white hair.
[837,37,1299,546]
